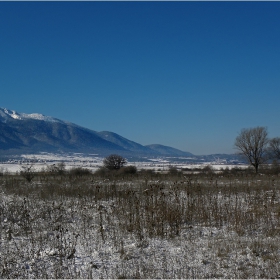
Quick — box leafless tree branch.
[234,127,268,173]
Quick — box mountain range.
[0,108,194,157]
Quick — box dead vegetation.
[1,168,280,278]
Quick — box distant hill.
[97,131,155,155]
[145,144,193,157]
[0,108,193,157]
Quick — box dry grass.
[0,170,280,278]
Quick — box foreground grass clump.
[1,170,280,278]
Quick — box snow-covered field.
[1,170,280,278]
[0,152,248,174]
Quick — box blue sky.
[1,2,280,155]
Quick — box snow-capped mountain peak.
[2,108,22,120]
[0,107,195,157]
[0,108,60,123]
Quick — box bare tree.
[234,127,269,173]
[268,137,280,160]
[20,164,36,182]
[103,154,127,170]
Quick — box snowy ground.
[1,174,280,278]
[0,152,248,174]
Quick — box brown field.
[1,167,280,278]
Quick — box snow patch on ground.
[0,153,248,174]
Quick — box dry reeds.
[0,170,280,278]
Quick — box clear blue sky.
[1,2,280,155]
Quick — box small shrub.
[94,167,110,177]
[20,164,36,182]
[202,165,214,174]
[168,166,180,176]
[69,167,91,177]
[46,162,66,175]
[118,165,137,175]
